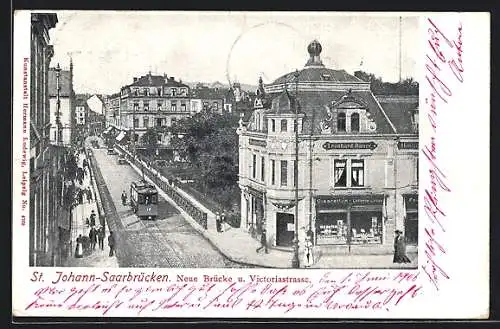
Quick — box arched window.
[337,113,346,132]
[351,113,360,132]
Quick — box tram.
[129,180,158,220]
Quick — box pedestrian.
[87,188,93,202]
[97,226,105,250]
[303,236,314,267]
[75,234,83,258]
[215,212,221,233]
[90,210,96,227]
[89,227,97,251]
[108,231,116,257]
[256,228,268,254]
[393,230,411,263]
[220,212,226,232]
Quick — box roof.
[376,96,418,134]
[191,87,225,100]
[264,89,396,134]
[48,69,72,97]
[273,67,363,84]
[127,73,188,88]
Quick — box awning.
[116,131,126,142]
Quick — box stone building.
[237,40,418,253]
[30,13,72,266]
[109,73,191,146]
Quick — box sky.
[47,11,420,95]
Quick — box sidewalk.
[130,158,418,269]
[65,147,118,268]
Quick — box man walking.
[90,210,96,227]
[89,227,97,251]
[108,231,116,257]
[256,228,268,254]
[97,226,105,250]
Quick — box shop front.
[315,194,386,246]
[404,193,418,245]
[244,187,266,238]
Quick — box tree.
[162,110,240,207]
[354,70,419,95]
[140,127,160,157]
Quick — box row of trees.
[354,70,419,95]
[140,111,241,210]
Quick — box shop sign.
[249,138,267,147]
[316,195,385,209]
[322,141,377,150]
[397,141,419,149]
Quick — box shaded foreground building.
[30,13,75,266]
[237,40,418,254]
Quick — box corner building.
[237,40,418,253]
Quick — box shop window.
[351,113,360,132]
[281,119,288,132]
[337,112,346,132]
[334,159,347,187]
[280,160,288,186]
[271,159,276,185]
[350,212,382,244]
[252,154,256,179]
[351,160,364,187]
[270,119,276,132]
[261,156,265,182]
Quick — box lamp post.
[291,69,300,269]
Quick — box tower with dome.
[237,40,419,255]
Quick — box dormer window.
[321,73,332,81]
[351,113,360,132]
[171,88,177,97]
[337,112,346,132]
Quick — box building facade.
[110,73,191,145]
[30,13,73,267]
[190,84,225,114]
[237,40,418,253]
[48,61,75,147]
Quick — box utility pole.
[291,69,300,269]
[399,16,402,82]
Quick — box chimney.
[133,77,138,83]
[170,77,175,81]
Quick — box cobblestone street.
[91,144,252,268]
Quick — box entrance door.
[405,213,418,245]
[276,213,295,246]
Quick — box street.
[91,145,252,268]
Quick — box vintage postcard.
[12,10,490,319]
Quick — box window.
[252,154,256,179]
[281,119,287,132]
[143,117,149,128]
[133,118,139,128]
[157,103,162,111]
[293,160,298,187]
[280,160,288,186]
[411,111,419,132]
[133,103,139,112]
[351,160,364,187]
[157,134,162,142]
[334,159,347,187]
[143,102,149,111]
[213,102,219,109]
[156,118,162,127]
[157,87,162,96]
[134,89,139,96]
[171,88,176,96]
[171,102,177,112]
[337,113,346,132]
[351,113,360,132]
[261,156,265,182]
[181,103,187,112]
[271,159,276,185]
[144,88,149,96]
[271,119,276,132]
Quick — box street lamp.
[291,69,300,269]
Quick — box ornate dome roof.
[271,40,362,84]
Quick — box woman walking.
[393,230,411,263]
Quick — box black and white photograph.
[28,11,420,269]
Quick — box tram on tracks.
[129,180,159,220]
